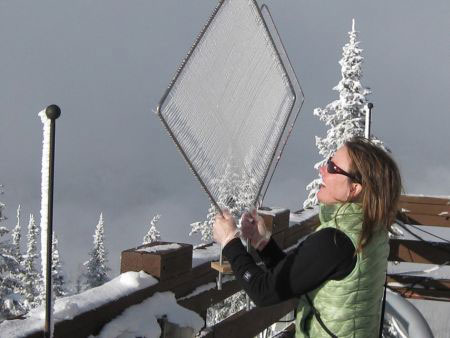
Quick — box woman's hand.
[213,209,239,247]
[241,208,271,250]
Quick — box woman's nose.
[319,164,326,176]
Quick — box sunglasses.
[326,158,361,183]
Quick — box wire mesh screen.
[157,0,298,211]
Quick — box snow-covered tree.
[142,214,161,245]
[0,221,26,320]
[304,19,385,208]
[11,205,23,265]
[51,234,67,298]
[190,162,257,243]
[83,213,110,289]
[190,204,216,243]
[22,214,41,309]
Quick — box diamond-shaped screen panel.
[157,0,297,210]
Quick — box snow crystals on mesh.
[159,0,295,208]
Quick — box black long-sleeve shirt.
[222,228,357,307]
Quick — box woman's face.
[317,145,361,204]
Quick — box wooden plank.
[399,195,450,206]
[202,299,298,338]
[388,287,450,302]
[178,279,241,316]
[272,323,295,338]
[260,213,274,233]
[398,201,450,216]
[403,213,450,227]
[388,274,450,291]
[283,222,317,248]
[211,261,233,274]
[389,239,450,265]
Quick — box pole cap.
[45,105,61,120]
[367,102,374,109]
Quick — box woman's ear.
[349,182,363,200]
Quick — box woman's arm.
[257,237,287,269]
[223,228,356,307]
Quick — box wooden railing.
[388,195,450,302]
[3,195,449,337]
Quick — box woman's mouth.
[319,178,326,188]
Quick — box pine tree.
[11,205,23,265]
[190,204,216,243]
[304,19,385,208]
[142,214,161,245]
[51,234,67,298]
[0,206,26,320]
[0,185,6,223]
[83,213,110,289]
[22,214,41,309]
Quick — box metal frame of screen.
[156,0,302,212]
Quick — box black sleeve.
[222,228,356,307]
[257,237,286,269]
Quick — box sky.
[0,0,449,281]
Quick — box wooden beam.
[178,279,242,317]
[398,201,450,216]
[202,299,298,338]
[399,195,450,206]
[272,323,296,338]
[388,287,450,302]
[388,274,450,290]
[389,239,450,265]
[388,274,450,301]
[211,261,233,274]
[283,217,319,248]
[402,213,450,228]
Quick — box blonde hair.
[345,137,402,252]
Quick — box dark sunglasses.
[327,159,361,183]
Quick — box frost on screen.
[157,0,296,210]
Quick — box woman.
[213,137,402,337]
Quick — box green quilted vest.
[295,203,389,338]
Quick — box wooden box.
[258,208,290,234]
[121,241,193,281]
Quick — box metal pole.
[365,102,373,140]
[44,105,60,338]
[246,237,251,310]
[217,248,223,290]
